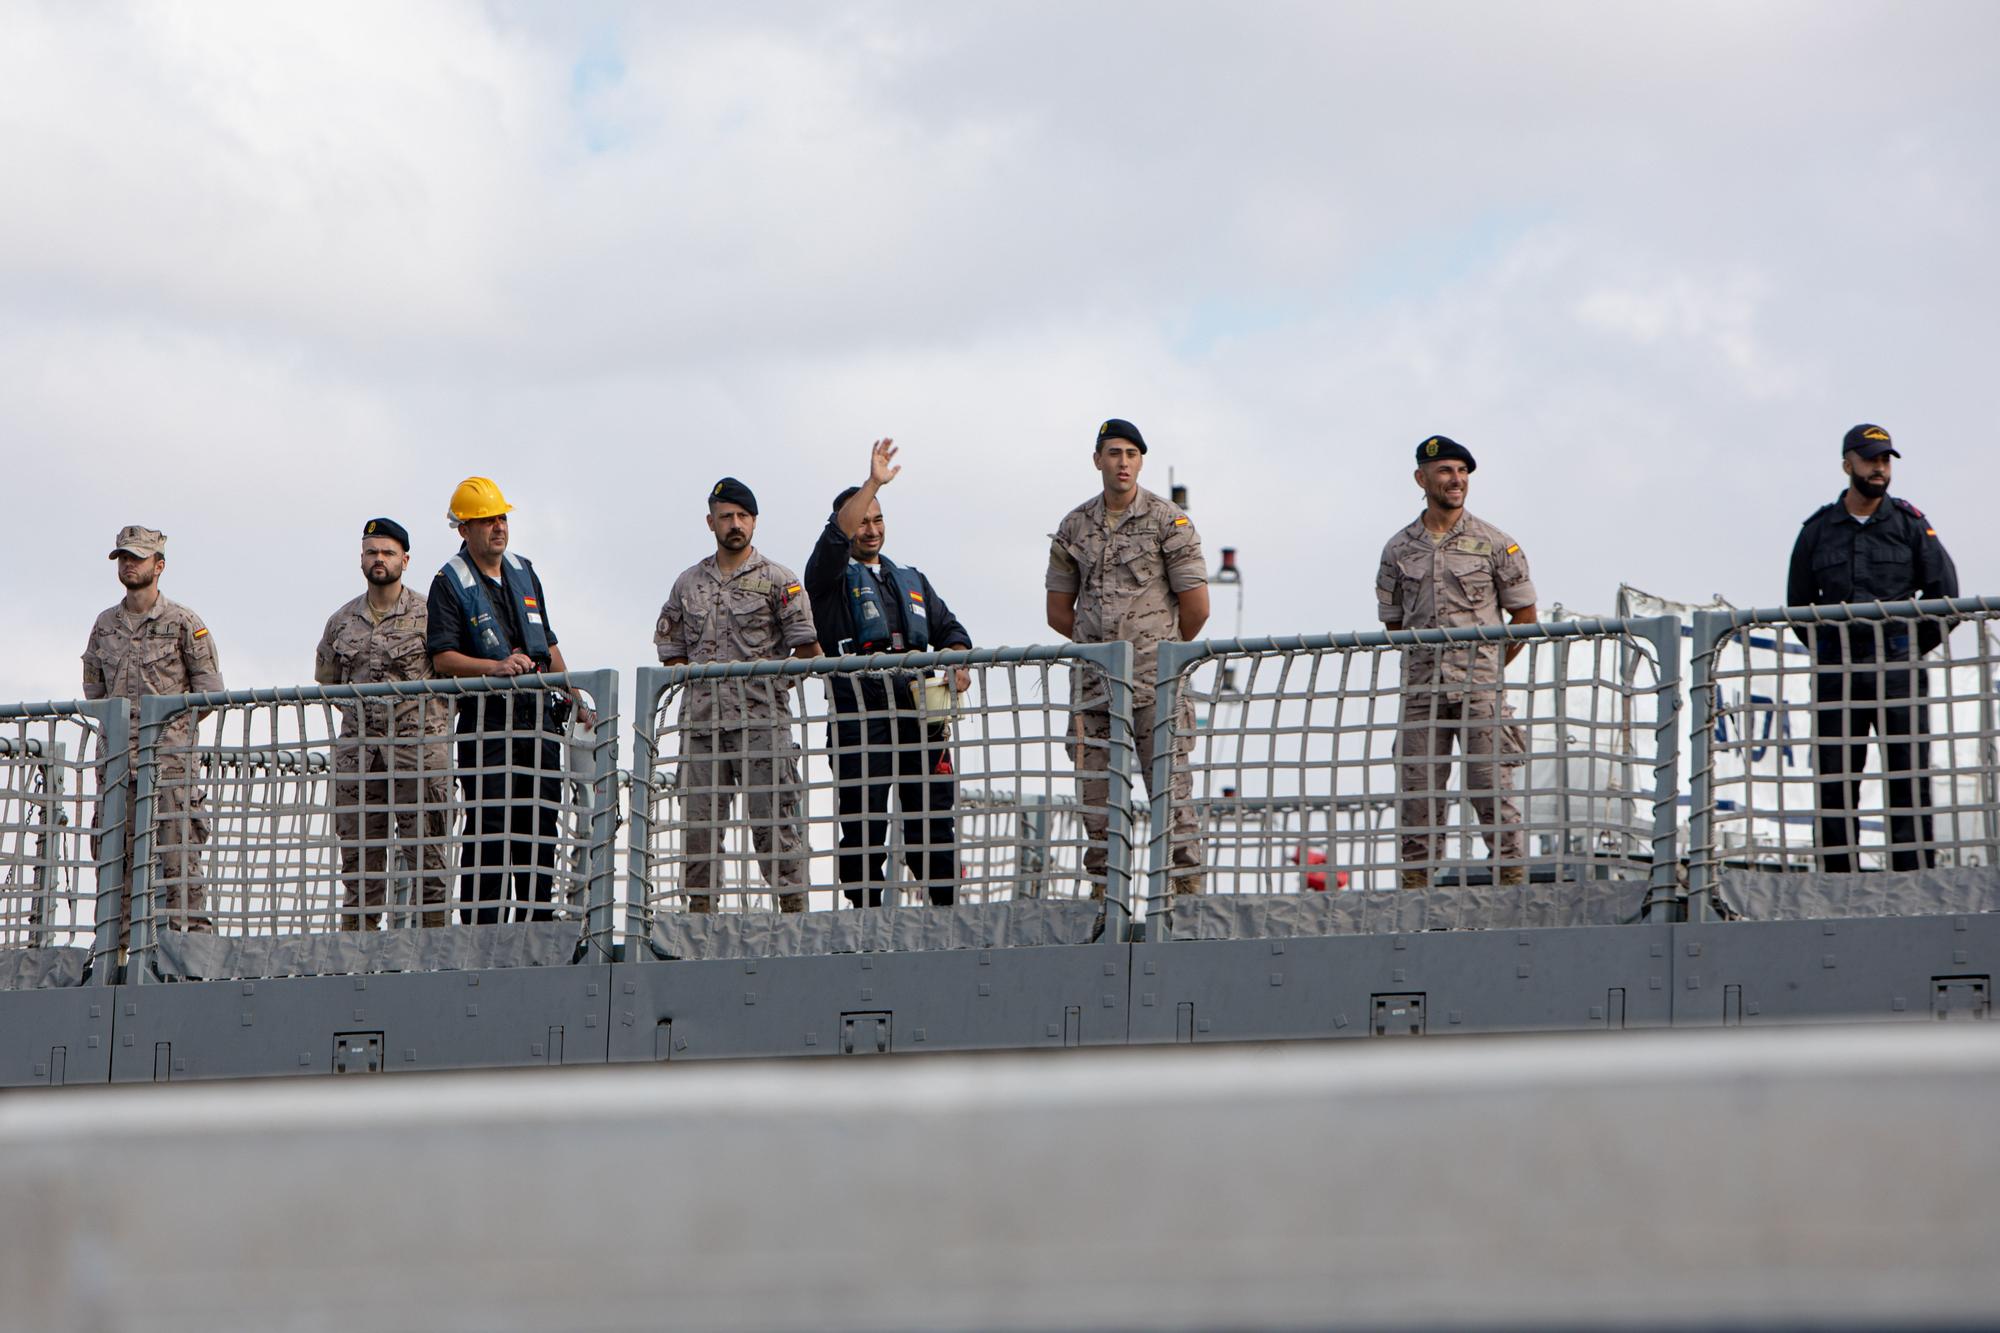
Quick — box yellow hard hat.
[448,476,513,525]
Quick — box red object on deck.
[1290,847,1346,892]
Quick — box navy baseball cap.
[1842,424,1899,460]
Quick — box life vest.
[443,547,550,664]
[841,558,930,654]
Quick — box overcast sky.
[4,1,1995,706]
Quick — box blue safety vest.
[842,558,930,654]
[443,548,550,664]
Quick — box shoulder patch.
[1173,516,1189,526]
[1504,544,1520,556]
[192,626,209,640]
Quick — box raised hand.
[869,437,900,488]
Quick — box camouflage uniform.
[1047,486,1207,896]
[1376,511,1536,878]
[656,551,818,913]
[315,587,452,930]
[82,594,224,934]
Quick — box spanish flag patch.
[1174,516,1190,526]
[1504,544,1519,555]
[786,583,802,596]
[909,591,925,602]
[523,597,538,609]
[192,627,208,640]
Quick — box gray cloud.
[3,1,1995,705]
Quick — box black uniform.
[426,561,566,924]
[1785,493,1958,872]
[803,517,972,906]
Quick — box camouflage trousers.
[679,722,806,913]
[1396,687,1524,867]
[1073,695,1200,900]
[333,739,452,930]
[95,757,210,939]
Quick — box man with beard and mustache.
[82,525,225,937]
[805,440,973,908]
[314,518,451,930]
[1786,424,1959,872]
[656,478,820,914]
[1377,436,1537,890]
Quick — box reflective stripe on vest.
[444,549,550,663]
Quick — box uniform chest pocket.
[140,633,182,666]
[1395,551,1433,583]
[680,596,714,638]
[1113,537,1160,587]
[381,629,430,676]
[1445,555,1493,603]
[724,587,778,648]
[1858,546,1915,594]
[332,627,372,671]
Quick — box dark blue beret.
[708,477,758,515]
[1415,435,1476,471]
[1096,418,1147,454]
[362,517,410,550]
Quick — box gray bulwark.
[149,922,584,981]
[1172,883,1653,938]
[646,899,1104,961]
[1715,865,2000,921]
[0,948,91,990]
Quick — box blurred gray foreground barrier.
[4,1025,1998,1331]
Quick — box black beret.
[362,517,410,550]
[1096,418,1147,454]
[708,477,758,515]
[1842,423,1899,460]
[1415,435,1476,471]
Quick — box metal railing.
[1146,618,1683,937]
[0,699,129,985]
[126,671,620,978]
[1688,597,2000,917]
[627,644,1136,939]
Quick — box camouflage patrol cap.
[1842,423,1899,460]
[1415,435,1476,471]
[108,525,166,560]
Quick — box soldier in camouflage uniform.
[314,518,452,930]
[82,526,224,935]
[1047,419,1210,899]
[657,479,821,914]
[1376,436,1538,889]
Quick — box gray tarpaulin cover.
[1174,883,1653,939]
[151,922,583,981]
[648,899,1105,961]
[0,947,90,990]
[1715,866,2000,921]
